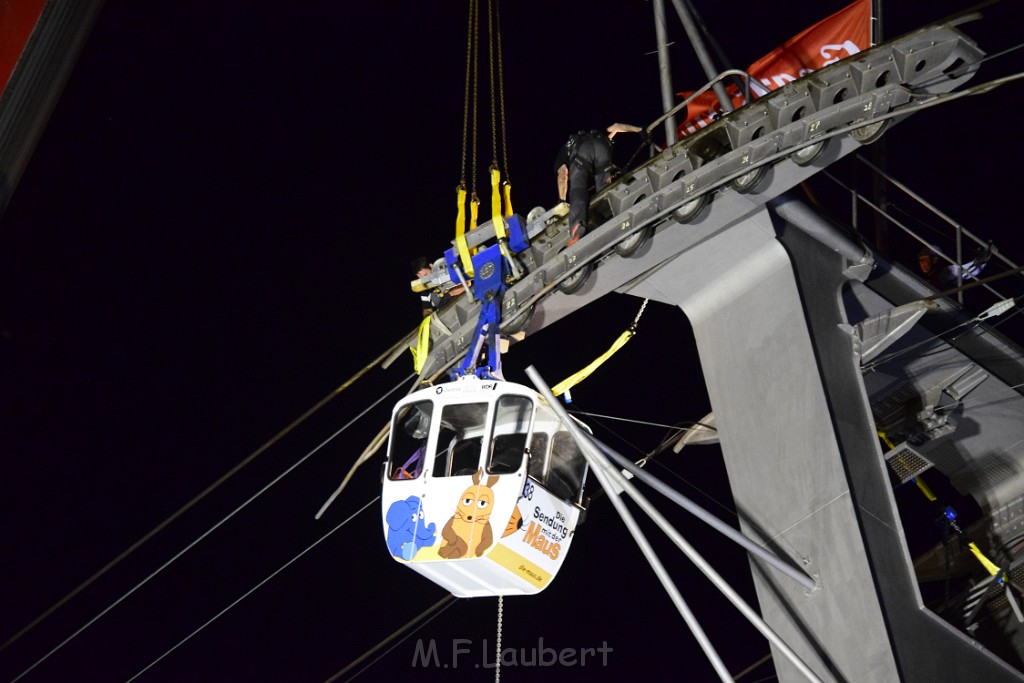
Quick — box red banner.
[0,0,47,95]
[677,0,871,137]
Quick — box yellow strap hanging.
[455,187,474,278]
[470,193,480,234]
[490,166,507,240]
[502,181,513,219]
[489,166,517,269]
[914,477,938,502]
[968,542,1002,577]
[877,433,941,503]
[909,471,1002,578]
[410,316,432,373]
[552,330,633,397]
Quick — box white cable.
[11,376,410,683]
[125,498,380,682]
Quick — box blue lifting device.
[444,214,530,380]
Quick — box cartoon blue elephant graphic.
[385,495,437,560]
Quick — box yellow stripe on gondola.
[487,543,551,588]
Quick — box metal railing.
[820,155,1023,319]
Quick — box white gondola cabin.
[381,376,589,597]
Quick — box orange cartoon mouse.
[439,469,498,559]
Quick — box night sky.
[3,1,1024,681]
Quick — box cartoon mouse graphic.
[439,469,498,559]
[385,495,437,560]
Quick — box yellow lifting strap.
[455,186,475,278]
[908,468,1002,577]
[968,542,1002,577]
[552,330,634,397]
[470,193,480,235]
[488,166,517,268]
[410,316,432,374]
[914,477,938,502]
[489,166,507,240]
[502,181,513,219]
[878,431,942,504]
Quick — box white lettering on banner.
[757,38,859,95]
[683,115,714,136]
[682,30,862,137]
[677,0,872,138]
[821,39,861,66]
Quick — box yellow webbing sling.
[892,446,1003,581]
[489,166,517,268]
[969,542,1002,577]
[502,181,513,219]
[551,300,647,397]
[490,167,506,240]
[410,316,432,374]
[551,330,634,397]
[455,186,474,278]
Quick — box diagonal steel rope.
[125,497,381,683]
[328,595,459,683]
[576,403,739,520]
[10,374,412,683]
[1,338,413,654]
[567,408,704,433]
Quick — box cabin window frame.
[386,399,433,481]
[486,394,534,476]
[430,401,490,477]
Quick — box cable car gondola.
[381,376,589,597]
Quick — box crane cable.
[456,0,515,278]
[485,0,517,279]
[455,0,481,278]
[487,0,512,222]
[494,0,512,220]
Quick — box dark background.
[3,1,1024,681]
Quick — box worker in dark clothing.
[412,256,466,317]
[917,241,994,290]
[413,256,435,317]
[555,123,641,245]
